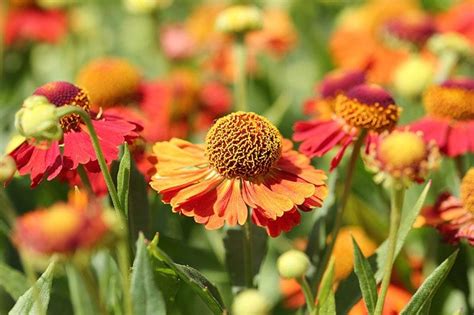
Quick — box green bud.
[428,32,473,58]
[216,5,263,35]
[232,289,270,315]
[277,250,310,279]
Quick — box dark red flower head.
[319,69,366,99]
[384,14,437,45]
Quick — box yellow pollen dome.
[379,131,426,169]
[40,205,82,240]
[76,58,141,109]
[205,112,282,180]
[423,79,474,121]
[461,168,474,213]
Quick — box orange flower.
[12,191,118,257]
[436,1,474,44]
[349,284,411,314]
[150,112,327,236]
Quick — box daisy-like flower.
[150,112,327,237]
[409,78,474,157]
[364,130,440,187]
[418,168,474,245]
[294,84,401,170]
[382,13,437,47]
[9,81,141,187]
[12,191,119,258]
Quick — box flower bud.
[216,5,263,35]
[428,32,473,58]
[15,96,62,143]
[277,250,310,279]
[393,57,434,98]
[123,0,172,14]
[0,155,16,182]
[232,289,270,315]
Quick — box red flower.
[9,81,141,187]
[4,8,67,46]
[409,78,474,157]
[294,84,400,170]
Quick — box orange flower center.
[379,131,427,169]
[34,82,90,132]
[461,168,474,213]
[423,79,474,121]
[335,84,400,133]
[205,111,282,179]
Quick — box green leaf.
[148,235,226,315]
[65,265,99,315]
[223,224,268,289]
[336,181,431,313]
[117,144,131,217]
[131,233,166,315]
[127,159,151,242]
[317,259,336,315]
[9,260,56,315]
[352,237,377,315]
[92,251,123,314]
[0,262,29,299]
[401,250,459,315]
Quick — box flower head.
[76,58,141,109]
[277,250,310,279]
[393,57,434,98]
[383,14,436,46]
[232,289,270,315]
[123,0,172,14]
[216,5,263,35]
[150,111,327,237]
[428,32,473,58]
[364,130,440,187]
[461,168,474,213]
[160,24,196,60]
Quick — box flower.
[409,78,474,157]
[150,112,327,237]
[277,250,310,279]
[364,130,440,187]
[428,32,473,58]
[9,81,141,187]
[393,56,435,98]
[436,1,474,45]
[232,289,270,315]
[15,95,63,144]
[294,84,400,170]
[383,13,437,46]
[123,0,172,14]
[0,155,17,182]
[76,58,142,110]
[216,5,263,35]
[160,24,196,60]
[349,284,411,315]
[12,191,119,257]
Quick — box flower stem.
[77,165,93,194]
[374,185,405,315]
[243,216,254,288]
[298,276,316,314]
[0,188,16,226]
[233,37,247,112]
[312,129,367,297]
[56,106,123,217]
[434,51,458,83]
[454,155,465,181]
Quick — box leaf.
[401,250,459,315]
[92,251,123,314]
[223,224,268,289]
[117,144,131,217]
[131,233,166,315]
[148,235,226,315]
[352,237,377,315]
[9,260,56,315]
[0,262,29,299]
[127,159,151,242]
[65,265,99,315]
[336,181,431,313]
[317,259,336,315]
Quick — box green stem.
[299,277,316,314]
[434,51,458,83]
[77,165,93,193]
[56,106,123,216]
[312,129,367,296]
[233,38,247,112]
[118,240,133,315]
[0,188,16,226]
[374,185,405,315]
[20,253,45,315]
[243,216,254,288]
[454,155,465,181]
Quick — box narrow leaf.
[401,250,459,314]
[148,235,226,315]
[117,144,131,216]
[65,265,99,315]
[131,233,166,315]
[317,259,336,315]
[0,262,29,299]
[127,159,151,242]
[352,237,377,315]
[9,260,56,315]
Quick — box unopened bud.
[428,32,473,58]
[123,0,172,14]
[393,57,434,98]
[232,289,270,315]
[0,155,16,182]
[277,250,310,279]
[216,5,263,35]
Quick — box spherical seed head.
[33,81,90,132]
[335,84,400,133]
[232,289,270,315]
[461,168,474,213]
[215,5,263,35]
[379,131,427,169]
[205,112,282,180]
[277,250,310,279]
[423,78,474,121]
[76,58,141,108]
[319,69,366,99]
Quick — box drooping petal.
[252,207,301,237]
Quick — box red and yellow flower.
[349,284,412,315]
[150,112,327,237]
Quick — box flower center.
[378,131,427,168]
[205,111,282,179]
[335,84,400,133]
[423,79,474,121]
[34,81,90,132]
[461,168,474,213]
